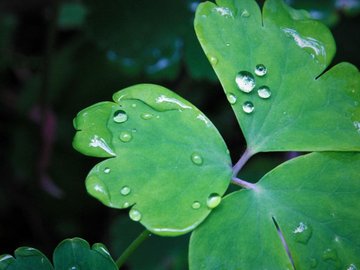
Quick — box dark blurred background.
[0,0,359,268]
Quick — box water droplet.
[210,56,218,66]
[235,71,256,93]
[129,209,142,221]
[113,110,128,123]
[254,64,267,76]
[192,201,201,209]
[241,9,250,17]
[214,7,233,18]
[123,202,130,208]
[353,121,360,133]
[207,193,221,209]
[309,258,318,268]
[104,167,111,174]
[119,131,132,142]
[322,248,338,262]
[226,93,237,104]
[120,186,131,196]
[257,86,272,99]
[131,103,137,108]
[242,101,254,114]
[225,43,230,47]
[68,266,80,270]
[141,113,154,120]
[191,153,203,165]
[86,175,111,204]
[347,264,358,270]
[293,222,312,244]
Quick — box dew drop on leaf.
[123,202,130,208]
[86,175,111,204]
[293,222,312,244]
[191,153,203,165]
[241,9,250,17]
[210,56,218,66]
[120,186,131,196]
[104,167,111,174]
[129,209,142,222]
[113,110,128,123]
[141,113,154,120]
[119,131,133,142]
[235,71,256,93]
[254,64,267,76]
[68,266,80,270]
[347,264,358,270]
[192,201,201,209]
[242,101,254,114]
[257,86,272,99]
[322,248,338,262]
[206,193,222,209]
[226,93,237,104]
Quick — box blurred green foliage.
[0,0,359,268]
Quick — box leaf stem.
[231,177,257,190]
[116,229,151,269]
[232,148,253,177]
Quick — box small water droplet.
[242,101,254,114]
[119,131,133,142]
[225,43,230,47]
[293,222,312,244]
[257,86,272,99]
[309,258,318,268]
[113,110,128,123]
[123,202,130,208]
[241,9,250,17]
[129,209,142,221]
[254,64,267,76]
[131,103,137,108]
[226,93,237,104]
[353,121,360,133]
[191,153,203,165]
[207,193,221,209]
[120,186,131,196]
[322,248,338,262]
[192,201,201,209]
[235,71,256,93]
[210,56,218,66]
[68,266,80,270]
[347,264,358,270]
[104,167,111,174]
[141,113,154,120]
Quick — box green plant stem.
[116,229,151,269]
[232,148,253,177]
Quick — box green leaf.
[53,238,117,270]
[0,238,117,270]
[73,84,232,236]
[195,0,360,154]
[0,248,53,270]
[58,3,87,29]
[189,152,360,269]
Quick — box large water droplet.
[242,101,254,114]
[120,186,131,196]
[191,153,203,165]
[235,71,256,93]
[347,264,358,270]
[254,64,267,76]
[257,86,272,99]
[104,167,111,174]
[119,131,132,142]
[226,93,237,104]
[141,113,154,120]
[113,110,128,123]
[293,222,312,244]
[322,248,338,262]
[129,209,142,221]
[207,193,221,209]
[192,201,201,209]
[210,56,218,66]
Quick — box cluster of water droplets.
[191,193,222,210]
[228,64,272,114]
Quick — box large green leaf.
[195,0,360,154]
[73,84,232,236]
[0,238,117,270]
[189,152,360,269]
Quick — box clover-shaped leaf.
[73,84,232,236]
[189,152,360,269]
[195,0,360,154]
[0,238,117,270]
